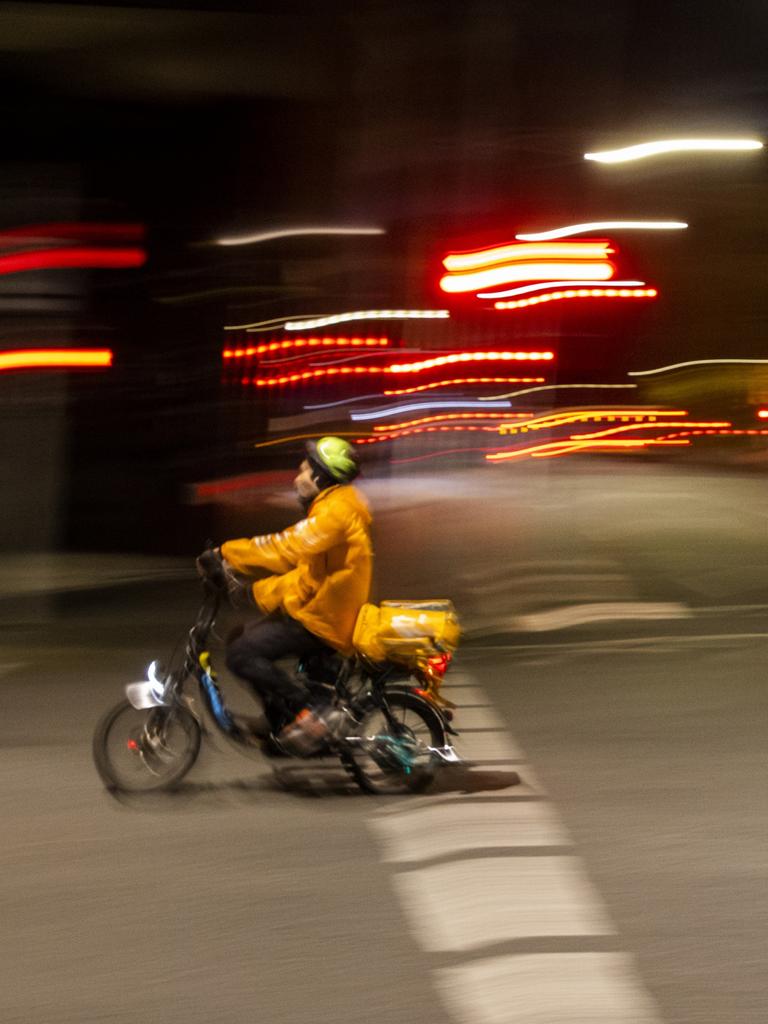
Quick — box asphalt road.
[1,460,766,1023]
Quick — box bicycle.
[92,577,461,796]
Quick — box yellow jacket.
[220,484,373,655]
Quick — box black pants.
[225,613,330,727]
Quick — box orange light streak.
[487,438,690,461]
[499,409,687,434]
[440,262,614,294]
[442,241,613,272]
[494,287,657,310]
[223,337,389,358]
[372,412,530,432]
[0,349,113,372]
[384,376,545,395]
[570,420,731,441]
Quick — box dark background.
[1,0,766,552]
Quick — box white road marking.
[512,601,691,632]
[473,631,768,652]
[455,729,525,761]
[393,858,615,951]
[435,952,662,1024]
[451,706,505,729]
[367,670,663,1022]
[370,801,569,862]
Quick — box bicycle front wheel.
[343,691,444,795]
[93,699,201,793]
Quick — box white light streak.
[285,309,449,331]
[225,315,295,331]
[215,226,386,247]
[515,222,687,241]
[629,358,768,377]
[350,400,512,421]
[477,279,644,300]
[480,383,638,400]
[305,394,383,410]
[585,139,763,163]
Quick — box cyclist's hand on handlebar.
[196,547,225,582]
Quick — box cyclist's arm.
[221,504,346,575]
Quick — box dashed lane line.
[366,672,663,1024]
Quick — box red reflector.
[412,687,430,698]
[127,739,139,751]
[427,652,452,676]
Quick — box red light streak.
[0,349,113,372]
[0,223,145,242]
[223,337,389,358]
[383,376,545,395]
[244,351,554,386]
[494,287,657,310]
[440,261,614,294]
[0,248,145,275]
[442,241,614,272]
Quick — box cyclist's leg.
[225,614,327,727]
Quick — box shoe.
[278,708,331,754]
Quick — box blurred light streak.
[304,394,382,409]
[351,400,512,421]
[247,352,554,386]
[440,262,614,294]
[0,222,145,242]
[758,410,768,420]
[0,248,145,274]
[385,377,545,395]
[585,138,763,163]
[498,409,687,434]
[442,242,613,272]
[494,287,657,310]
[387,352,554,372]
[225,315,293,331]
[356,425,505,443]
[215,226,385,246]
[372,412,529,431]
[252,431,363,449]
[629,358,768,376]
[391,445,504,464]
[285,310,449,330]
[487,438,690,461]
[0,349,113,371]
[571,421,732,440]
[478,279,644,299]
[515,221,687,241]
[223,337,389,358]
[658,429,768,439]
[480,383,637,400]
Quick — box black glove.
[196,548,225,586]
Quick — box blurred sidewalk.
[0,552,189,600]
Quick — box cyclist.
[202,437,372,751]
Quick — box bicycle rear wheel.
[93,699,201,793]
[343,691,443,795]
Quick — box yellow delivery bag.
[353,600,460,664]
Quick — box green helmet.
[306,436,360,484]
